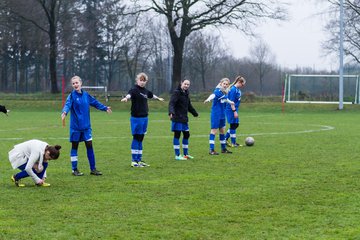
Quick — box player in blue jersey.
[204,78,236,155]
[169,79,198,160]
[121,72,164,167]
[225,76,246,147]
[61,76,112,176]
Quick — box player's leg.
[173,130,182,158]
[182,130,193,159]
[132,134,143,165]
[220,119,232,154]
[229,123,239,146]
[225,110,233,142]
[70,141,83,176]
[130,117,141,167]
[69,130,83,176]
[209,114,220,155]
[11,163,28,187]
[209,128,218,155]
[85,140,102,175]
[138,117,149,167]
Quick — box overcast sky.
[220,1,336,71]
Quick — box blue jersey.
[62,90,108,131]
[211,88,228,120]
[226,85,242,111]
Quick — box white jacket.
[9,139,48,184]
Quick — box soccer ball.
[245,137,255,146]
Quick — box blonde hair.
[230,75,246,88]
[71,75,82,83]
[136,72,148,82]
[218,78,230,94]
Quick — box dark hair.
[46,145,62,159]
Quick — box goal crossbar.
[82,86,108,102]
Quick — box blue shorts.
[70,128,92,142]
[226,109,239,124]
[131,117,148,135]
[211,117,226,129]
[171,122,189,132]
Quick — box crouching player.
[9,139,61,187]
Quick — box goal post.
[283,74,360,104]
[82,86,109,102]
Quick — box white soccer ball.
[245,136,255,146]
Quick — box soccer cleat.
[139,161,150,167]
[37,182,51,187]
[183,155,194,159]
[11,175,25,187]
[209,150,219,155]
[72,169,84,176]
[90,169,103,175]
[131,161,143,167]
[226,139,232,147]
[175,155,187,160]
[230,142,243,147]
[221,148,233,154]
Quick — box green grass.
[1,100,360,239]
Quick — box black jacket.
[168,86,198,123]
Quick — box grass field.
[1,100,360,239]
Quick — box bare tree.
[122,26,152,82]
[324,0,360,64]
[130,0,286,91]
[101,0,131,88]
[146,21,172,93]
[249,39,276,96]
[185,32,224,91]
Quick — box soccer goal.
[82,86,109,102]
[283,74,360,104]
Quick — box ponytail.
[47,145,62,159]
[230,76,246,88]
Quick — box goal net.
[82,86,108,102]
[283,74,360,104]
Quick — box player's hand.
[36,179,44,185]
[121,98,128,102]
[61,112,66,120]
[106,107,112,114]
[158,97,165,102]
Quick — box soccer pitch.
[1,101,360,239]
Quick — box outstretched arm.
[204,94,215,103]
[121,94,131,102]
[153,95,164,102]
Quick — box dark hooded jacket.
[168,86,198,123]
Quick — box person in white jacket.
[9,139,61,187]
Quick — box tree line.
[0,0,358,96]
